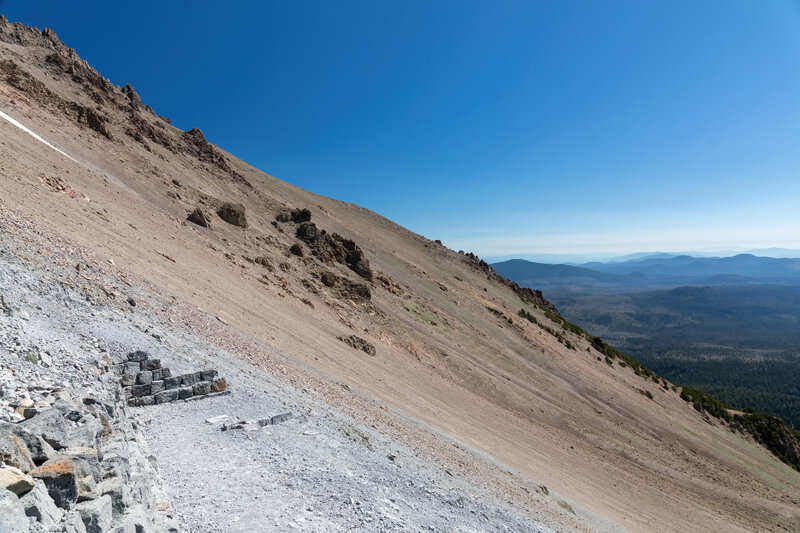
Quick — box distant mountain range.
[493,253,800,292]
[484,248,800,265]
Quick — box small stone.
[270,412,293,425]
[210,378,227,393]
[126,296,136,307]
[140,395,155,406]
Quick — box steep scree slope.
[1,18,798,532]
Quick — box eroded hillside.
[1,18,798,532]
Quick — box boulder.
[20,479,63,526]
[0,465,35,495]
[0,423,42,471]
[94,476,129,518]
[19,408,70,450]
[187,207,211,228]
[0,487,28,533]
[76,495,112,533]
[29,456,90,509]
[67,417,103,449]
[217,202,247,228]
[62,510,88,533]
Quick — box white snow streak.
[0,109,77,162]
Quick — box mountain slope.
[1,18,798,532]
[492,259,625,289]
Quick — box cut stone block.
[135,372,152,385]
[201,369,218,381]
[140,359,161,371]
[163,376,181,389]
[154,390,179,404]
[178,387,193,400]
[150,380,164,395]
[130,384,150,398]
[192,381,211,396]
[181,372,202,386]
[126,351,148,362]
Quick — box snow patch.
[0,109,77,162]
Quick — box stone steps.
[112,351,227,407]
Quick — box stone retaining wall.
[115,351,227,407]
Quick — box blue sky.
[3,1,800,260]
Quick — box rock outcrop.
[337,335,376,356]
[217,202,247,228]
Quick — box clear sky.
[3,1,800,260]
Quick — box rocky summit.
[0,17,798,533]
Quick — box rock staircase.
[116,351,227,407]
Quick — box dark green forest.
[549,285,800,428]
